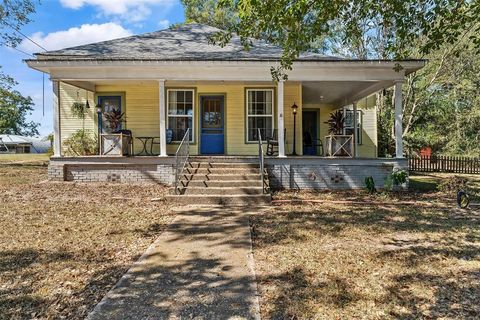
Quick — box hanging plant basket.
[71,102,86,119]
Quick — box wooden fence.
[409,155,480,174]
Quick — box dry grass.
[0,160,175,319]
[0,153,49,163]
[253,175,480,319]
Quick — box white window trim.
[342,106,362,145]
[246,88,275,143]
[167,89,195,143]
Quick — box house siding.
[59,82,96,154]
[95,82,303,156]
[58,81,375,157]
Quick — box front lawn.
[253,175,480,319]
[0,161,174,319]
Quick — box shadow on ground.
[252,202,480,319]
[88,206,260,320]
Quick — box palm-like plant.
[103,109,125,131]
[325,110,344,135]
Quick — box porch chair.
[303,131,324,156]
[266,129,287,156]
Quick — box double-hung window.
[246,89,274,142]
[343,108,362,144]
[167,89,194,142]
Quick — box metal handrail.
[258,128,266,194]
[174,128,190,194]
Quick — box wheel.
[457,190,470,209]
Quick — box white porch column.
[52,80,61,157]
[158,79,167,157]
[352,101,358,158]
[277,80,286,157]
[394,80,404,158]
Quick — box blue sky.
[1,0,186,137]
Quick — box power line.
[4,44,35,58]
[3,21,48,118]
[3,20,48,52]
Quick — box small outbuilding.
[0,134,50,154]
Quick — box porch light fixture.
[291,102,298,115]
[85,91,90,108]
[291,102,299,155]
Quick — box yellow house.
[26,24,424,195]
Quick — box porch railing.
[174,128,190,194]
[325,134,354,157]
[258,128,267,194]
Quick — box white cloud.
[158,19,170,29]
[20,23,132,53]
[59,0,175,22]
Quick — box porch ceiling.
[302,80,390,106]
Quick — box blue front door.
[200,96,225,154]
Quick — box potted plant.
[103,108,125,132]
[324,110,350,156]
[325,110,344,135]
[100,109,128,156]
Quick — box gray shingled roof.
[35,23,342,62]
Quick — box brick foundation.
[47,156,407,190]
[266,158,408,190]
[48,157,175,184]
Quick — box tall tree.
[0,1,39,136]
[0,0,37,47]
[0,68,39,136]
[214,0,480,80]
[181,0,237,30]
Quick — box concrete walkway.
[88,206,261,320]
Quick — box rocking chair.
[266,129,287,156]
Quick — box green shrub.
[63,129,97,156]
[364,176,376,193]
[384,169,408,191]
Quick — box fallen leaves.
[0,162,175,319]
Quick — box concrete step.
[182,186,264,195]
[166,194,271,205]
[187,162,259,169]
[179,180,262,188]
[182,173,261,181]
[188,156,258,163]
[184,167,260,174]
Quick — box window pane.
[185,102,193,115]
[168,116,192,141]
[344,111,353,127]
[169,91,177,104]
[248,116,272,141]
[265,91,272,114]
[248,90,273,116]
[248,91,254,114]
[185,90,193,103]
[177,102,185,115]
[168,102,177,115]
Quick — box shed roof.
[0,135,50,153]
